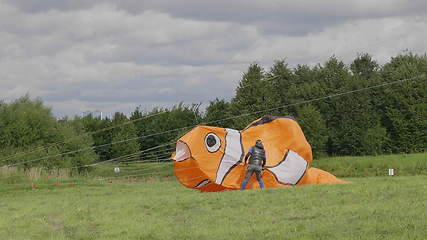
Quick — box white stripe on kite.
[215,129,242,184]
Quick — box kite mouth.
[173,141,191,162]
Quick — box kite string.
[0,111,169,163]
[0,160,173,181]
[1,74,424,169]
[2,172,175,188]
[0,72,281,164]
[0,153,249,182]
[0,140,175,169]
[0,142,176,180]
[2,147,291,186]
[3,131,254,182]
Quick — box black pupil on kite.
[206,135,216,147]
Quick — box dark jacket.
[244,145,266,167]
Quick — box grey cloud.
[8,0,427,18]
[1,0,426,118]
[45,69,238,103]
[0,5,255,65]
[6,0,427,36]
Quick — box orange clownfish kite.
[171,116,347,192]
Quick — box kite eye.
[205,133,221,153]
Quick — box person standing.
[241,140,266,190]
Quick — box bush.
[0,96,98,171]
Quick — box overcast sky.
[1,0,426,118]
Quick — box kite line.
[0,74,424,170]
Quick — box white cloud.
[232,16,427,66]
[0,0,426,117]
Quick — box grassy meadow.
[312,152,427,177]
[0,152,426,239]
[1,176,427,240]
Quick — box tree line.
[0,53,425,170]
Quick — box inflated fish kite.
[171,116,346,192]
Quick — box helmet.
[255,140,263,149]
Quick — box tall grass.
[0,167,72,183]
[311,152,427,177]
[1,176,426,239]
[0,162,174,187]
[88,161,173,178]
[1,152,425,186]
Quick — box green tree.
[133,103,201,160]
[109,112,140,160]
[55,120,99,172]
[231,63,276,129]
[0,95,97,170]
[360,124,389,155]
[296,104,327,157]
[350,53,380,80]
[203,98,233,127]
[0,95,58,149]
[378,53,427,153]
[266,60,299,116]
[74,113,111,160]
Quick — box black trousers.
[243,164,263,183]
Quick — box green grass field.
[1,176,427,240]
[1,152,426,239]
[2,152,426,185]
[312,152,427,177]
